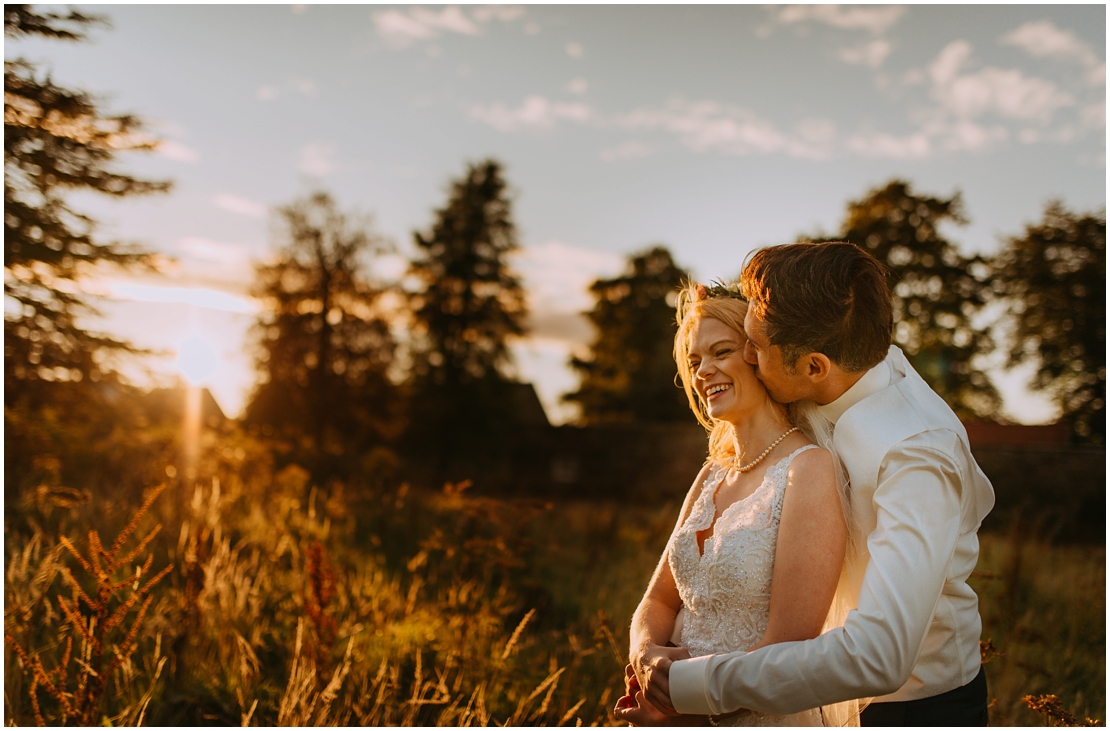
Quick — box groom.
[647,241,994,725]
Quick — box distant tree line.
[567,181,1104,447]
[4,6,1104,510]
[243,161,529,486]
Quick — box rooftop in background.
[962,420,1073,447]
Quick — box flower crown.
[695,279,745,302]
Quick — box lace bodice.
[668,445,819,659]
[665,444,829,726]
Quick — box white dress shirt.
[669,346,995,715]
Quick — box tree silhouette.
[564,246,691,424]
[408,159,527,388]
[404,160,529,473]
[816,180,999,419]
[992,203,1105,444]
[245,191,399,480]
[4,5,170,392]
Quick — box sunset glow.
[175,332,221,386]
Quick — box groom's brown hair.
[740,241,892,373]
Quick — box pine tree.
[564,246,691,424]
[408,159,527,388]
[245,191,399,479]
[4,5,170,391]
[4,6,172,508]
[405,160,528,472]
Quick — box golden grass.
[4,457,1103,727]
[6,472,636,726]
[6,484,172,726]
[972,530,1105,726]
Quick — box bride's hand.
[631,645,692,717]
[614,664,698,726]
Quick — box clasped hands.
[613,644,693,726]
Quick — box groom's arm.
[668,433,965,716]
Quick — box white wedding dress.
[667,445,825,727]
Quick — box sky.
[7,4,1105,424]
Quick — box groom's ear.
[798,352,833,383]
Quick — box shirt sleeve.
[669,431,965,716]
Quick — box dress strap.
[767,444,822,489]
[783,443,820,463]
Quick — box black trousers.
[860,666,989,727]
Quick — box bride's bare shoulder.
[785,446,838,495]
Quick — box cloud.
[565,77,588,95]
[469,95,593,132]
[256,77,315,101]
[299,142,338,176]
[214,193,268,218]
[839,39,892,68]
[928,40,1074,123]
[156,140,199,163]
[565,41,584,58]
[846,118,1006,160]
[108,283,258,314]
[1000,20,1101,67]
[527,312,593,345]
[845,131,931,160]
[1081,102,1105,130]
[1086,63,1106,87]
[471,5,524,23]
[615,99,837,160]
[931,119,1009,153]
[776,5,906,35]
[373,5,519,48]
[600,140,656,162]
[179,237,253,268]
[511,241,623,317]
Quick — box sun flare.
[175,332,221,385]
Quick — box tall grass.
[5,447,1103,726]
[972,529,1105,725]
[5,458,645,725]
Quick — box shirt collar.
[817,353,892,425]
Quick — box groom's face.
[742,309,812,404]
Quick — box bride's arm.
[626,463,711,707]
[748,447,847,652]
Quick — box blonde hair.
[673,282,791,468]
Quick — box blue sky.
[8,4,1105,422]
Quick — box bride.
[614,283,854,727]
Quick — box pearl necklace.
[733,427,798,474]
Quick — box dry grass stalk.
[278,618,355,726]
[501,608,536,662]
[979,638,1003,664]
[240,697,259,727]
[1023,694,1101,727]
[6,484,172,726]
[506,666,565,725]
[303,541,338,679]
[557,697,587,727]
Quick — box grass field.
[4,469,1104,726]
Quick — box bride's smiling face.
[687,317,767,425]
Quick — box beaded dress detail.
[667,445,823,727]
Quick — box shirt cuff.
[669,655,715,715]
